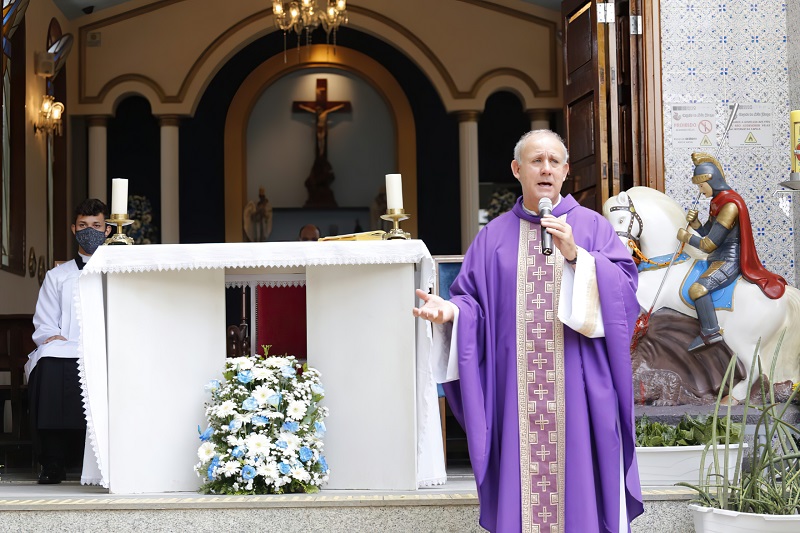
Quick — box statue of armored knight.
[677,152,787,352]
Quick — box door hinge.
[630,15,642,35]
[597,3,615,24]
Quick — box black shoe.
[688,332,724,352]
[38,466,66,484]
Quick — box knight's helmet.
[691,152,731,193]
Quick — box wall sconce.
[34,95,64,136]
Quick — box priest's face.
[511,134,570,212]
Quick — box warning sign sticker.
[728,104,773,147]
[669,104,716,147]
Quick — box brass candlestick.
[380,208,411,240]
[105,213,134,245]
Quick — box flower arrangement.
[486,188,518,221]
[194,347,330,494]
[126,194,159,244]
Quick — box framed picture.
[432,255,464,301]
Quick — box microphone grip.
[540,208,553,255]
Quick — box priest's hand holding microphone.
[538,197,578,265]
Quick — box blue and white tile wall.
[661,0,794,284]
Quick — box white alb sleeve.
[430,302,460,383]
[558,247,605,338]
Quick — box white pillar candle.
[385,173,403,211]
[111,178,129,215]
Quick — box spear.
[631,104,739,350]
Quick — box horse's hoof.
[719,395,740,406]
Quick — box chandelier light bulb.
[273,1,283,15]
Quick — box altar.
[76,241,445,494]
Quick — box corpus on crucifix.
[293,79,352,208]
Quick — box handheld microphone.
[538,197,553,256]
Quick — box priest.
[414,130,644,532]
[27,198,112,484]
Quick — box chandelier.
[272,1,348,50]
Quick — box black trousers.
[28,357,86,469]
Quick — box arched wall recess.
[224,45,417,241]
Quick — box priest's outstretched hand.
[413,288,456,324]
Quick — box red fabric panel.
[255,285,307,359]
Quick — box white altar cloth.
[77,241,446,491]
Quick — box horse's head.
[602,191,642,254]
[604,187,705,260]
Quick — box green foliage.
[636,414,743,447]
[678,333,800,515]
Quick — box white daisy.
[197,442,216,461]
[287,400,308,420]
[264,356,290,368]
[230,357,254,370]
[216,400,237,417]
[220,460,240,476]
[253,385,275,406]
[291,467,311,482]
[245,434,271,456]
[280,432,301,451]
[258,462,279,480]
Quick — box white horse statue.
[603,186,800,400]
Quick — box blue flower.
[231,446,245,458]
[207,456,220,480]
[241,465,256,480]
[311,384,324,395]
[237,370,254,384]
[205,379,221,391]
[318,455,329,473]
[198,425,214,442]
[280,366,296,379]
[252,415,269,426]
[276,440,288,450]
[278,462,292,475]
[314,421,326,437]
[242,397,259,411]
[299,446,314,462]
[282,421,300,433]
[267,393,282,407]
[228,419,242,431]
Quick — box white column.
[87,116,108,202]
[457,111,480,253]
[159,116,181,244]
[527,109,552,132]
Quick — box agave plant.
[679,333,800,515]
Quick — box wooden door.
[562,0,663,211]
[562,0,609,212]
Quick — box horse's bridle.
[609,195,644,248]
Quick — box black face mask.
[75,227,106,255]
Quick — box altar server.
[414,130,644,532]
[27,198,111,484]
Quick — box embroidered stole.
[517,218,566,533]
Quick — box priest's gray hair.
[514,130,570,164]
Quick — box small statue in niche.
[243,187,273,242]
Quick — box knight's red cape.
[710,190,786,299]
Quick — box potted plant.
[635,413,744,487]
[679,338,800,532]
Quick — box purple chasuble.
[444,195,644,532]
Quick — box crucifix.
[292,79,352,159]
